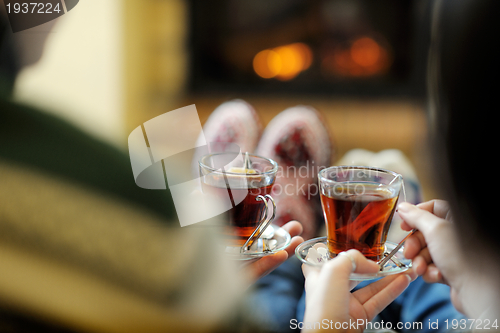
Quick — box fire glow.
[322,36,392,77]
[253,43,313,81]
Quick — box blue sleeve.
[361,277,466,332]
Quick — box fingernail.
[405,274,413,283]
[431,269,440,280]
[397,202,414,213]
[338,251,357,272]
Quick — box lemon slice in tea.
[227,167,257,174]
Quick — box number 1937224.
[6,2,62,14]
[444,318,498,330]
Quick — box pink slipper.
[256,106,334,239]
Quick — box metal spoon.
[244,152,252,170]
[378,229,416,270]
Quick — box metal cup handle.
[241,194,276,252]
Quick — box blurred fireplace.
[188,0,431,98]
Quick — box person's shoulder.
[0,97,176,222]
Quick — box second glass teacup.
[318,166,402,261]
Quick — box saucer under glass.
[295,237,411,281]
[225,225,291,260]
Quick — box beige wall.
[13,0,125,147]
[13,0,189,149]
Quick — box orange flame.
[253,43,313,80]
